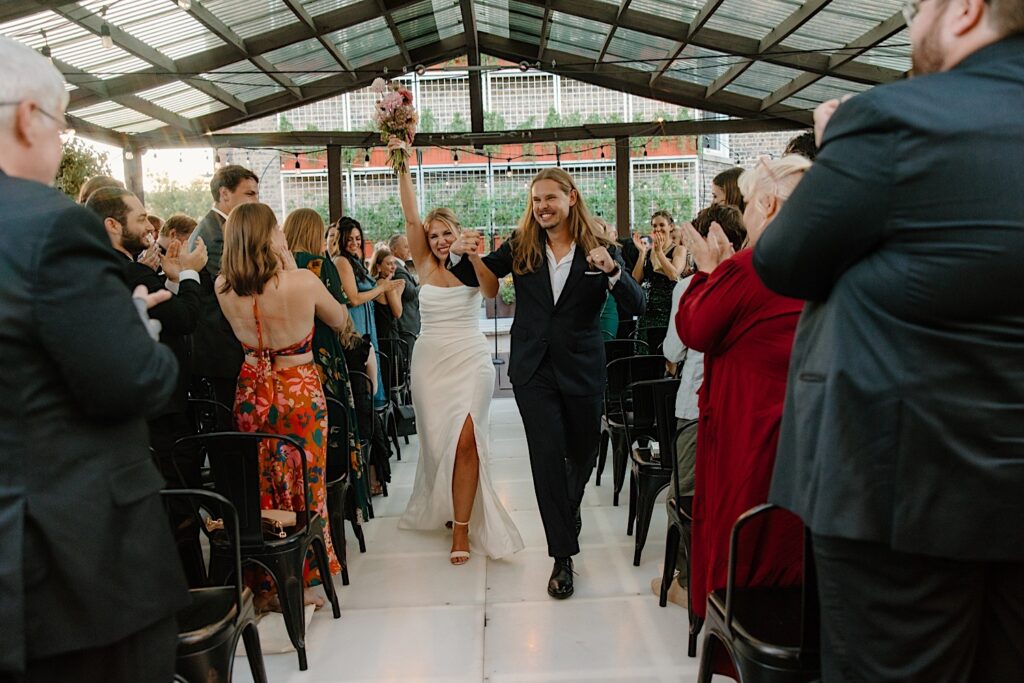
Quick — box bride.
[389,137,524,564]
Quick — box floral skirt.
[234,360,341,593]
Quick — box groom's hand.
[453,230,483,258]
[587,246,617,274]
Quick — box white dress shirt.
[450,240,622,302]
[664,276,703,421]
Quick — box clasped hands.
[139,237,209,282]
[679,221,734,274]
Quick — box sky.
[80,137,215,187]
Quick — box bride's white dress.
[398,285,524,559]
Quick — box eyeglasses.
[0,101,75,143]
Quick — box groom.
[451,168,644,598]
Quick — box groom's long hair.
[510,168,613,275]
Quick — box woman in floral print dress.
[216,202,350,609]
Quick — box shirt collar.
[211,205,229,221]
[546,241,576,267]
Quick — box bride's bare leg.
[451,415,479,565]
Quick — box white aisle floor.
[236,397,698,683]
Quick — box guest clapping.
[675,155,811,624]
[632,211,687,353]
[369,246,405,344]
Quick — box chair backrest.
[624,377,680,462]
[187,397,235,433]
[378,337,410,389]
[173,432,311,548]
[161,488,243,613]
[348,370,375,445]
[606,355,665,420]
[725,504,819,657]
[376,350,395,396]
[324,396,351,484]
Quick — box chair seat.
[706,585,810,662]
[630,445,668,468]
[604,412,632,430]
[177,586,244,647]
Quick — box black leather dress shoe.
[548,557,574,599]
[574,507,582,537]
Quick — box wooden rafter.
[594,0,633,71]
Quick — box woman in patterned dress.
[283,208,370,521]
[216,203,349,609]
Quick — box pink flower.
[371,78,388,94]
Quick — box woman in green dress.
[283,208,370,521]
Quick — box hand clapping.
[679,221,734,274]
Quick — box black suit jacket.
[753,35,1024,561]
[453,234,644,395]
[121,258,202,415]
[0,172,189,671]
[189,210,243,380]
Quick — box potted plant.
[486,274,517,318]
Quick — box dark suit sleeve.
[126,266,203,337]
[447,256,480,287]
[34,206,178,419]
[753,93,896,302]
[481,239,514,278]
[609,249,645,316]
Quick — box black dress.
[638,247,677,354]
[343,335,392,491]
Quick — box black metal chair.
[173,432,341,671]
[658,419,701,657]
[375,350,402,460]
[379,336,415,443]
[624,377,680,565]
[352,369,387,508]
[698,504,820,683]
[599,353,664,505]
[162,489,267,683]
[326,395,366,574]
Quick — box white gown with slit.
[398,285,524,559]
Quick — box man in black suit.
[452,169,644,598]
[753,3,1024,679]
[0,38,189,681]
[388,233,421,358]
[187,164,258,408]
[87,186,210,584]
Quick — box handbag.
[260,509,297,538]
[395,403,417,437]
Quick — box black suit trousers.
[514,355,603,558]
[812,534,1024,682]
[0,614,177,683]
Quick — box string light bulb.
[506,159,512,177]
[100,23,113,49]
[643,145,648,157]
[177,0,192,10]
[294,155,301,169]
[453,150,459,166]
[600,147,605,159]
[363,150,370,167]
[124,150,134,160]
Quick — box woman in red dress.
[676,155,812,620]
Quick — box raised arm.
[631,235,648,284]
[335,255,400,307]
[753,95,894,301]
[389,137,434,271]
[305,270,350,332]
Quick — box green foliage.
[499,275,515,304]
[352,195,405,242]
[484,111,507,131]
[145,176,212,220]
[418,107,438,134]
[425,180,492,230]
[632,173,695,227]
[278,115,294,132]
[448,112,469,133]
[55,139,111,200]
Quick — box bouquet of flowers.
[371,77,418,174]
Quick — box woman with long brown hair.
[216,202,349,610]
[631,210,688,353]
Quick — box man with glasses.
[0,38,189,681]
[754,0,1024,680]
